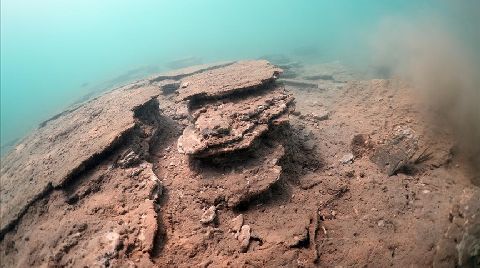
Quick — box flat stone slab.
[150,61,234,82]
[177,60,282,101]
[177,87,293,157]
[0,86,160,233]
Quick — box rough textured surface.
[174,59,292,207]
[193,140,285,207]
[0,162,162,267]
[177,60,282,101]
[0,86,159,234]
[178,87,293,157]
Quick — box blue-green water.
[1,0,479,152]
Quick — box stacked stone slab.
[175,60,295,206]
[177,60,294,158]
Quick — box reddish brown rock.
[177,60,282,101]
[0,86,160,234]
[177,87,294,157]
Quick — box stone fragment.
[118,150,141,168]
[351,134,373,158]
[287,227,309,248]
[200,206,216,224]
[310,110,330,121]
[238,225,251,252]
[231,214,244,234]
[340,153,354,164]
[100,231,122,257]
[136,201,158,253]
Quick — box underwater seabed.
[0,58,479,267]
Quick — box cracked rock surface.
[0,86,160,234]
[0,88,164,266]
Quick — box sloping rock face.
[0,86,160,234]
[0,61,236,238]
[0,84,166,266]
[1,161,162,267]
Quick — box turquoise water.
[1,0,479,152]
